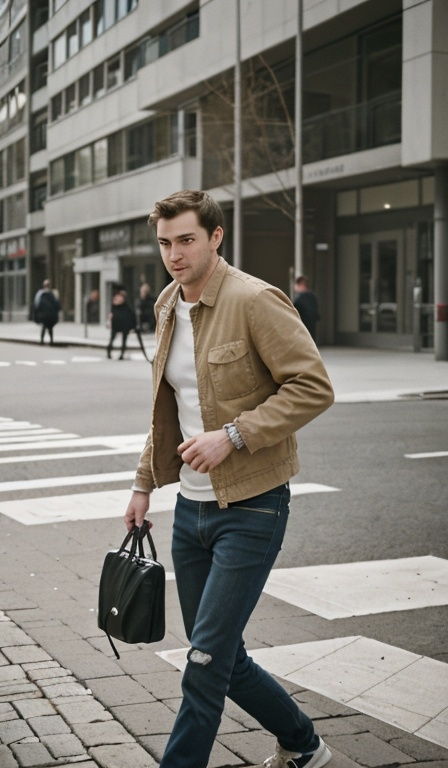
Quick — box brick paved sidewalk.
[0,612,156,768]
[3,609,448,768]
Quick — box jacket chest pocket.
[208,340,258,401]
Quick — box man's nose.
[169,244,182,260]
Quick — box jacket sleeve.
[133,434,155,492]
[234,288,334,453]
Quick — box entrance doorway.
[359,230,402,334]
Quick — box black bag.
[98,521,165,659]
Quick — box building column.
[434,166,448,360]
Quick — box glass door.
[359,231,401,333]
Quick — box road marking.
[15,361,38,366]
[0,428,65,441]
[158,631,448,749]
[263,556,448,618]
[0,446,143,465]
[0,470,135,493]
[0,432,79,446]
[0,433,147,453]
[0,482,339,525]
[405,451,448,459]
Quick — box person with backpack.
[33,279,61,345]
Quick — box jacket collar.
[198,256,228,307]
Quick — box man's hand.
[178,429,234,473]
[124,490,150,531]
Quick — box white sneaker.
[252,737,332,768]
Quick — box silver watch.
[223,422,245,450]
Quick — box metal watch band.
[223,422,245,450]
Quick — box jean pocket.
[229,483,290,515]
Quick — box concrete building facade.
[1,0,447,356]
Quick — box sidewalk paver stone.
[89,742,158,768]
[56,698,113,723]
[3,645,52,664]
[28,713,71,736]
[72,719,136,746]
[14,698,56,718]
[86,675,155,706]
[42,732,87,758]
[9,741,54,767]
[0,744,19,768]
[330,732,415,766]
[0,718,34,743]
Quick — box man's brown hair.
[148,190,224,239]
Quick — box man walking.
[124,190,334,768]
[293,276,320,342]
[33,279,60,345]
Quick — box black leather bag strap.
[137,519,157,561]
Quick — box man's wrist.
[223,422,245,450]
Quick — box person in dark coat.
[293,275,320,342]
[33,279,60,345]
[136,282,156,332]
[107,289,136,359]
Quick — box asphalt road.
[1,339,447,666]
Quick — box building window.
[106,55,121,89]
[9,19,26,64]
[65,152,75,190]
[50,157,64,195]
[93,138,108,181]
[6,139,26,183]
[31,109,47,153]
[124,40,142,80]
[67,20,79,58]
[51,92,63,121]
[32,52,48,93]
[66,82,76,113]
[80,9,92,47]
[185,111,197,157]
[93,63,105,98]
[31,173,47,211]
[79,73,91,105]
[108,131,123,176]
[53,30,66,68]
[8,82,26,129]
[76,146,92,186]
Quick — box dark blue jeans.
[159,484,318,768]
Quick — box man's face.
[157,210,223,302]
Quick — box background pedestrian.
[106,289,136,360]
[293,275,320,342]
[33,279,60,346]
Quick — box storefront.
[334,176,434,349]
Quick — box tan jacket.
[134,257,334,508]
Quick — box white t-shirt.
[164,296,217,501]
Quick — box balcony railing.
[302,91,401,164]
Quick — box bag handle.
[117,521,157,561]
[136,519,157,561]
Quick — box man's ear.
[212,226,224,249]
